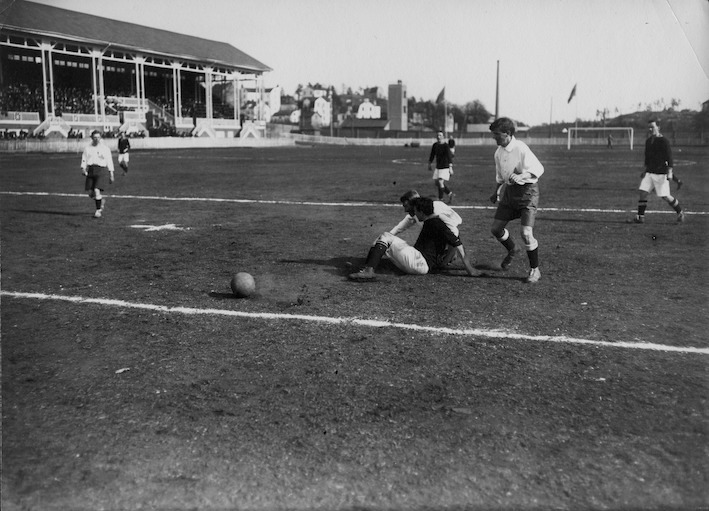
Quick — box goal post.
[566,127,634,150]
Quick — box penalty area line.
[2,191,707,215]
[3,290,708,355]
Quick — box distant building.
[299,84,329,100]
[356,98,381,119]
[388,80,407,131]
[312,97,332,127]
[239,85,281,122]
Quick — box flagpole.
[575,100,578,132]
[444,94,447,136]
[495,60,500,119]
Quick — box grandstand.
[0,0,271,139]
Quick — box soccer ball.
[230,272,256,298]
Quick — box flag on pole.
[436,87,445,104]
[567,84,577,104]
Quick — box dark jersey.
[118,138,131,154]
[414,217,461,269]
[644,136,672,174]
[429,142,453,169]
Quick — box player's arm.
[510,150,544,184]
[664,140,673,180]
[439,226,477,276]
[489,183,503,204]
[103,147,115,183]
[80,150,89,175]
[446,244,478,277]
[390,215,416,236]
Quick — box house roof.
[0,0,271,73]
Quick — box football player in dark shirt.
[117,132,131,175]
[428,131,455,203]
[631,120,685,224]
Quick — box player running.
[428,131,455,204]
[488,117,544,284]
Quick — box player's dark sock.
[443,185,451,195]
[527,248,539,269]
[669,198,682,213]
[95,199,102,210]
[437,188,445,199]
[637,200,648,216]
[499,236,516,253]
[365,242,388,269]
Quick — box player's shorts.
[85,165,107,191]
[494,182,539,227]
[378,232,429,275]
[432,167,451,181]
[639,172,670,197]
[118,153,130,164]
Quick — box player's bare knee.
[94,189,102,200]
[377,232,395,245]
[521,227,536,249]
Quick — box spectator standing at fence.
[117,131,131,175]
[81,130,114,218]
[488,117,545,284]
[631,120,685,224]
[428,131,455,203]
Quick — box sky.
[29,0,709,126]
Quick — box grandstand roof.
[0,0,271,73]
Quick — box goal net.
[566,127,634,150]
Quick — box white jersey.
[390,200,461,237]
[494,136,543,185]
[81,142,114,172]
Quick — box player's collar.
[502,136,517,151]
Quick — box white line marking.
[3,291,707,355]
[129,224,189,231]
[2,191,707,215]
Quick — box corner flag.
[436,87,445,104]
[567,84,577,104]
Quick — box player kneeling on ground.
[348,197,479,281]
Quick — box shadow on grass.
[279,255,363,276]
[536,215,634,224]
[208,291,261,301]
[14,209,87,217]
[279,256,527,281]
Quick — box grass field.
[1,142,708,510]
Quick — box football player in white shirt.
[80,130,115,218]
[488,117,544,283]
